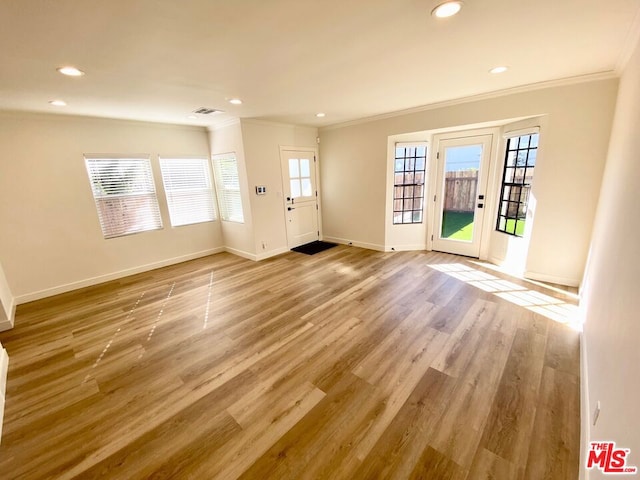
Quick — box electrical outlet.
[593,401,601,426]
[261,241,267,250]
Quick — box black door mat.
[291,240,338,255]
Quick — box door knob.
[288,207,295,211]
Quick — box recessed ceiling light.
[316,112,326,118]
[187,115,198,120]
[57,66,85,77]
[431,1,463,18]
[228,98,243,105]
[49,99,67,106]
[489,66,509,74]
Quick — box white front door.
[432,134,492,257]
[280,149,319,248]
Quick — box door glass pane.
[301,178,312,197]
[289,159,299,178]
[440,144,482,242]
[527,149,537,166]
[300,159,310,177]
[516,151,527,166]
[290,179,301,198]
[518,136,530,149]
[405,158,415,171]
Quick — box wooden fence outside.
[443,170,478,213]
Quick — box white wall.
[320,79,618,286]
[240,120,318,259]
[320,122,388,250]
[0,259,13,331]
[209,121,255,259]
[0,112,223,302]
[581,37,640,478]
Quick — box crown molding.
[0,109,208,131]
[240,117,318,130]
[207,117,241,131]
[615,6,640,74]
[320,71,618,132]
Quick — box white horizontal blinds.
[212,153,244,223]
[84,157,162,239]
[159,158,217,227]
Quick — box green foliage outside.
[441,211,474,241]
[441,212,526,241]
[505,218,526,236]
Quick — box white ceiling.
[1,0,639,128]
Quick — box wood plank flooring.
[0,246,581,479]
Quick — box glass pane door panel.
[440,145,482,242]
[290,179,301,198]
[300,159,310,177]
[301,178,312,197]
[289,159,299,177]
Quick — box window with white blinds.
[84,157,163,238]
[212,153,244,223]
[159,157,217,227]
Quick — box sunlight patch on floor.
[429,263,581,330]
[83,290,146,384]
[203,271,214,330]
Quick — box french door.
[432,135,492,257]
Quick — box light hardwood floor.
[0,247,580,479]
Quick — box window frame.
[159,157,217,227]
[392,143,428,225]
[495,132,539,237]
[84,155,163,239]
[212,152,245,224]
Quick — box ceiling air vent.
[193,107,224,115]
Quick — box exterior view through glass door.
[280,149,319,248]
[432,135,492,257]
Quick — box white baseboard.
[15,247,225,305]
[0,347,8,397]
[488,255,504,266]
[224,246,257,261]
[323,236,385,252]
[524,270,579,288]
[0,301,13,332]
[580,331,590,480]
[384,244,427,252]
[0,346,8,444]
[0,295,15,332]
[0,318,13,333]
[255,246,289,261]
